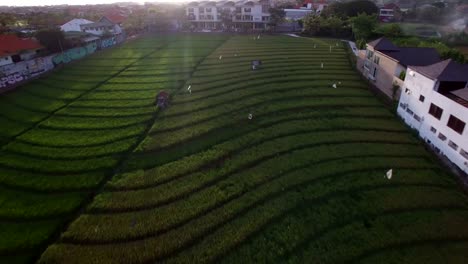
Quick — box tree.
[35,29,69,53]
[321,0,378,18]
[303,14,322,35]
[349,13,378,41]
[377,23,404,38]
[268,7,286,32]
[0,13,15,27]
[219,8,233,31]
[418,6,439,23]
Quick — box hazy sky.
[0,0,187,6]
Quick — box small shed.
[251,60,262,70]
[156,91,170,109]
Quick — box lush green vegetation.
[26,35,468,263]
[0,34,228,263]
[1,34,467,263]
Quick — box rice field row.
[0,34,228,263]
[37,35,468,263]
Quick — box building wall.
[61,19,94,32]
[187,1,271,29]
[362,45,402,98]
[0,56,13,66]
[397,69,468,173]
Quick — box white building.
[60,18,95,32]
[397,59,468,173]
[186,0,272,31]
[80,17,122,37]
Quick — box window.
[448,140,458,151]
[199,7,204,13]
[428,103,443,120]
[262,4,269,12]
[419,95,425,102]
[236,7,241,13]
[372,67,377,78]
[243,15,253,21]
[460,149,468,160]
[438,133,447,141]
[188,8,194,13]
[406,108,413,115]
[262,16,270,21]
[430,127,436,133]
[447,115,465,135]
[399,102,406,109]
[244,8,251,12]
[413,114,421,122]
[366,50,374,60]
[206,8,212,12]
[373,56,380,65]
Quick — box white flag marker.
[386,169,393,180]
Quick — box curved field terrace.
[0,34,467,264]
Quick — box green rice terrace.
[1,34,468,264]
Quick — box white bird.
[321,63,324,69]
[187,85,192,94]
[386,169,393,180]
[248,113,253,120]
[219,55,223,60]
[257,35,261,39]
[332,83,337,89]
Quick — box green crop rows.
[0,34,228,263]
[1,35,468,263]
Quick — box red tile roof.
[0,35,43,57]
[104,13,127,24]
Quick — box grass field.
[1,34,468,263]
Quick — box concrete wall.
[398,68,468,173]
[362,45,403,99]
[0,56,13,67]
[0,55,54,90]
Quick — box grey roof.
[368,37,399,51]
[80,20,113,29]
[381,47,441,67]
[411,59,468,82]
[451,88,468,101]
[368,37,441,67]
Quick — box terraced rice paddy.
[1,34,468,263]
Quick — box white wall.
[398,68,468,173]
[61,19,94,32]
[0,56,13,66]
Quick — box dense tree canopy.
[321,0,378,18]
[349,13,378,41]
[35,29,69,53]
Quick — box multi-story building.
[80,17,123,37]
[186,0,272,31]
[397,59,468,173]
[361,37,440,99]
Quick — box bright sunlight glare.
[0,0,187,6]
